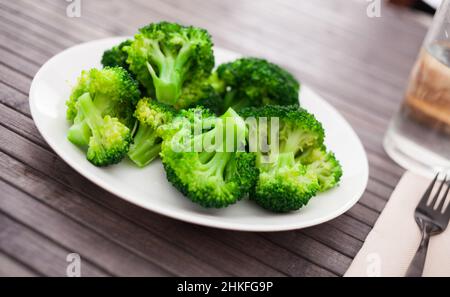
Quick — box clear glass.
[384,0,450,176]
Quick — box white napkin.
[423,0,441,9]
[345,171,450,277]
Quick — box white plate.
[29,37,368,232]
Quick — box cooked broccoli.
[176,78,223,114]
[254,152,320,212]
[240,105,341,212]
[124,22,214,107]
[213,58,300,113]
[297,147,343,192]
[128,98,176,167]
[76,93,132,166]
[160,107,258,208]
[66,67,140,147]
[101,40,132,71]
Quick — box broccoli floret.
[101,40,148,95]
[124,22,214,107]
[128,98,176,167]
[241,105,324,153]
[66,67,140,146]
[240,105,341,212]
[76,93,131,166]
[297,147,343,192]
[254,152,319,212]
[214,58,300,113]
[176,78,223,114]
[160,108,258,208]
[101,40,132,71]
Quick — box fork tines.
[419,173,450,216]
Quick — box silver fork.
[406,173,450,277]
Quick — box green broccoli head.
[124,22,214,106]
[128,98,176,167]
[240,105,324,155]
[158,105,215,142]
[160,108,257,208]
[134,97,176,129]
[215,58,300,113]
[76,93,131,167]
[66,66,141,127]
[253,152,319,212]
[175,78,223,113]
[240,105,341,212]
[101,40,133,71]
[298,147,343,192]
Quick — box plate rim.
[29,37,369,232]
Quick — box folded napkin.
[345,171,450,277]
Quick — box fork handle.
[406,222,432,277]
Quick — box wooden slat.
[0,81,30,115]
[0,212,108,277]
[0,47,40,79]
[196,228,337,277]
[0,150,235,276]
[3,0,108,41]
[0,251,38,277]
[0,64,31,95]
[302,224,364,258]
[263,232,352,276]
[0,179,171,276]
[0,104,47,148]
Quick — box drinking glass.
[384,0,450,175]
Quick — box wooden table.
[0,0,431,276]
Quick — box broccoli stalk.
[127,98,175,167]
[127,124,162,167]
[144,40,193,105]
[67,92,119,147]
[77,93,132,167]
[67,111,91,147]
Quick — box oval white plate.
[30,37,368,232]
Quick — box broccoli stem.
[201,152,231,180]
[67,93,113,147]
[128,123,161,167]
[67,109,92,147]
[280,128,305,154]
[91,93,112,115]
[198,151,215,163]
[147,60,181,106]
[275,152,296,170]
[77,93,104,134]
[146,41,194,105]
[222,91,241,113]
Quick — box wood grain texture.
[0,0,430,276]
